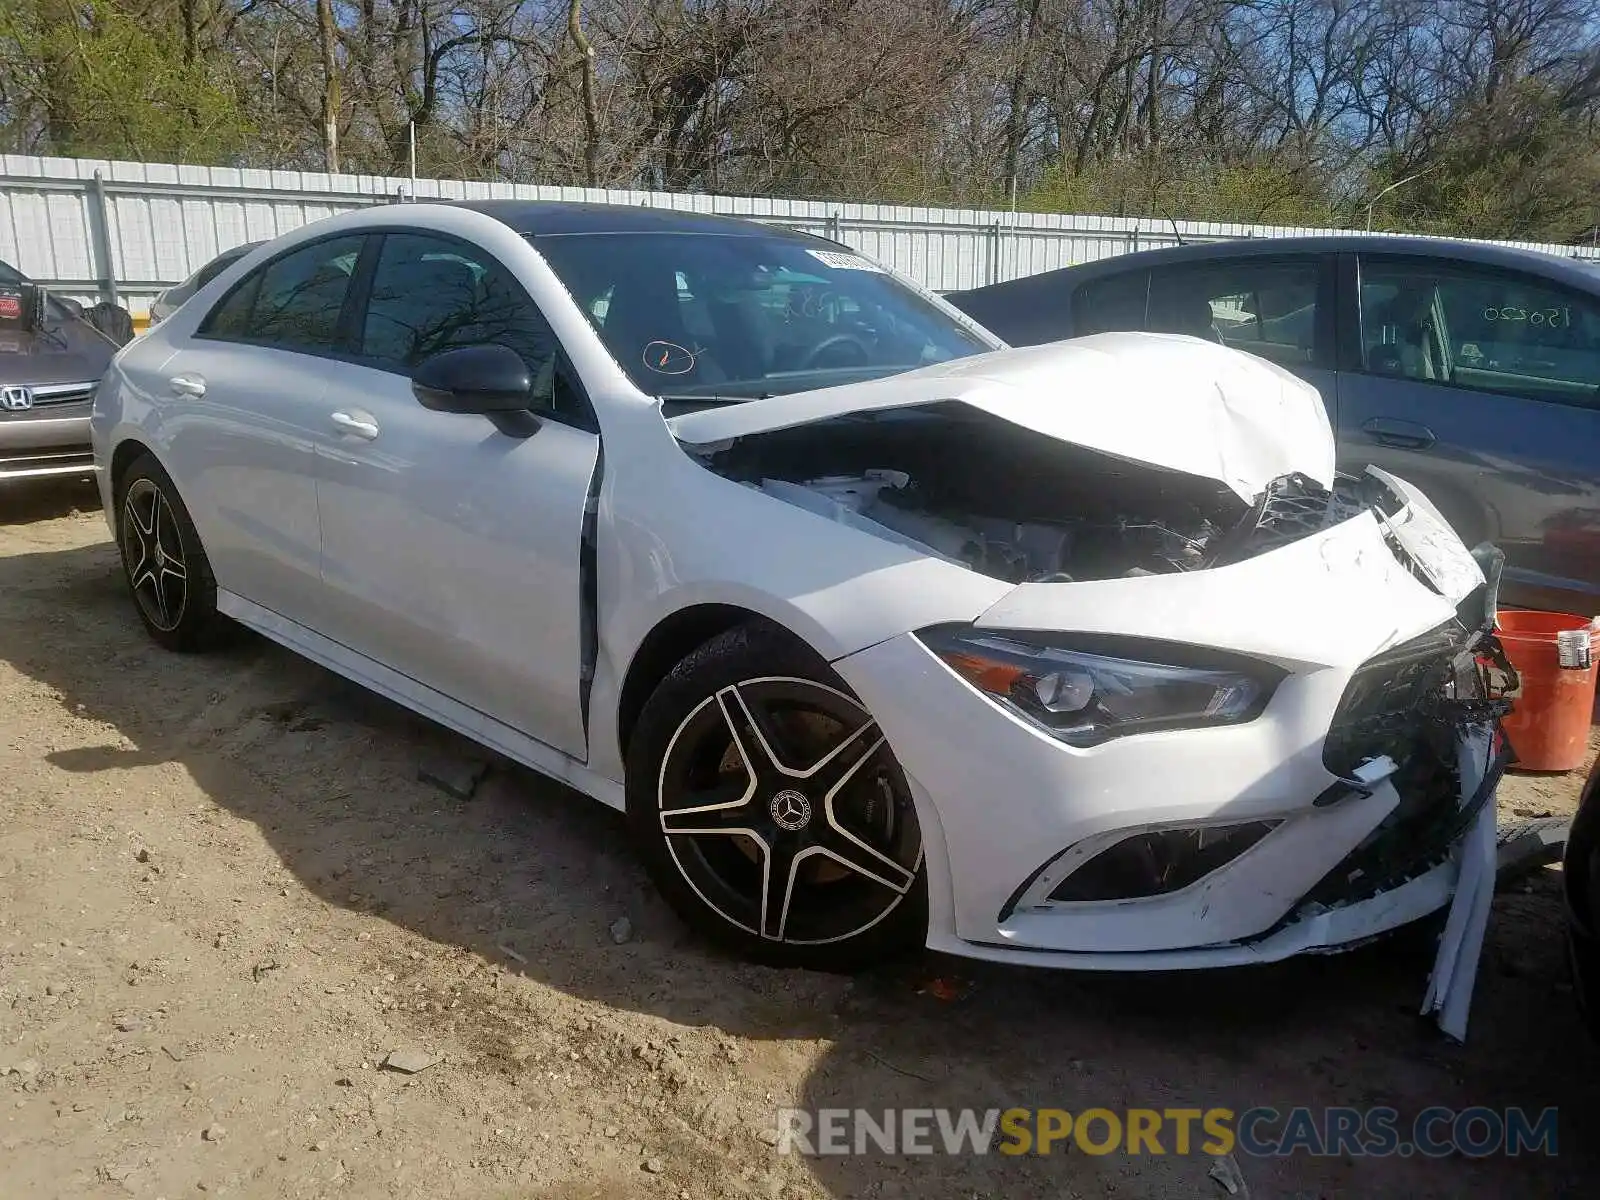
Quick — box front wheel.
[626,623,926,970]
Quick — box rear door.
[153,233,366,620]
[1335,253,1600,612]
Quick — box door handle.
[330,410,379,440]
[168,373,206,399]
[1360,417,1436,450]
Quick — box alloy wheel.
[656,676,922,945]
[121,477,188,632]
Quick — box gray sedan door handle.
[168,373,206,399]
[1360,417,1436,450]
[330,410,379,440]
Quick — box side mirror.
[412,344,540,437]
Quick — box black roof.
[448,200,819,241]
[949,233,1600,307]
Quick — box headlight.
[918,626,1282,746]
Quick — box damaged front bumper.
[833,470,1518,1011]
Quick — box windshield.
[530,231,991,399]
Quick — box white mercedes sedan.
[92,202,1514,980]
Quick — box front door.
[313,230,600,758]
[1335,253,1600,613]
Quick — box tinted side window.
[358,233,583,419]
[1072,271,1148,335]
[249,237,363,350]
[1145,259,1321,368]
[1359,257,1600,409]
[199,272,258,339]
[199,235,363,352]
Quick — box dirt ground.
[2,480,1599,1200]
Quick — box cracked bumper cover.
[833,478,1507,969]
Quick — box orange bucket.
[1496,610,1599,772]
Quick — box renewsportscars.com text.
[772,1106,1558,1158]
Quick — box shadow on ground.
[2,527,1597,1199]
[0,476,100,525]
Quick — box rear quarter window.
[1072,271,1149,335]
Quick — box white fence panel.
[2,152,1597,314]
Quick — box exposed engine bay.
[692,403,1370,584]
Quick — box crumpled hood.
[668,332,1336,502]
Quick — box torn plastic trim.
[1313,754,1400,809]
[1267,697,1511,916]
[1422,716,1512,1041]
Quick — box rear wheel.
[115,454,222,651]
[626,623,926,970]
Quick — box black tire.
[626,622,927,970]
[86,301,135,347]
[114,454,223,652]
[1565,804,1600,1041]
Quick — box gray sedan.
[948,235,1600,614]
[147,242,263,326]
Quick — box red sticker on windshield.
[0,296,19,319]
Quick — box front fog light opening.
[1046,820,1282,903]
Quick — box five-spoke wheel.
[115,454,222,651]
[628,624,925,968]
[121,476,188,633]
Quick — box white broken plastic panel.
[1420,722,1498,1041]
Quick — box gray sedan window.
[1359,260,1600,410]
[1072,271,1148,335]
[1145,259,1320,368]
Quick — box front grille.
[27,383,95,407]
[0,382,95,415]
[1208,473,1373,565]
[1322,623,1469,777]
[1280,623,1511,916]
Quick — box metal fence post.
[989,221,1002,285]
[827,211,842,243]
[89,170,119,305]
